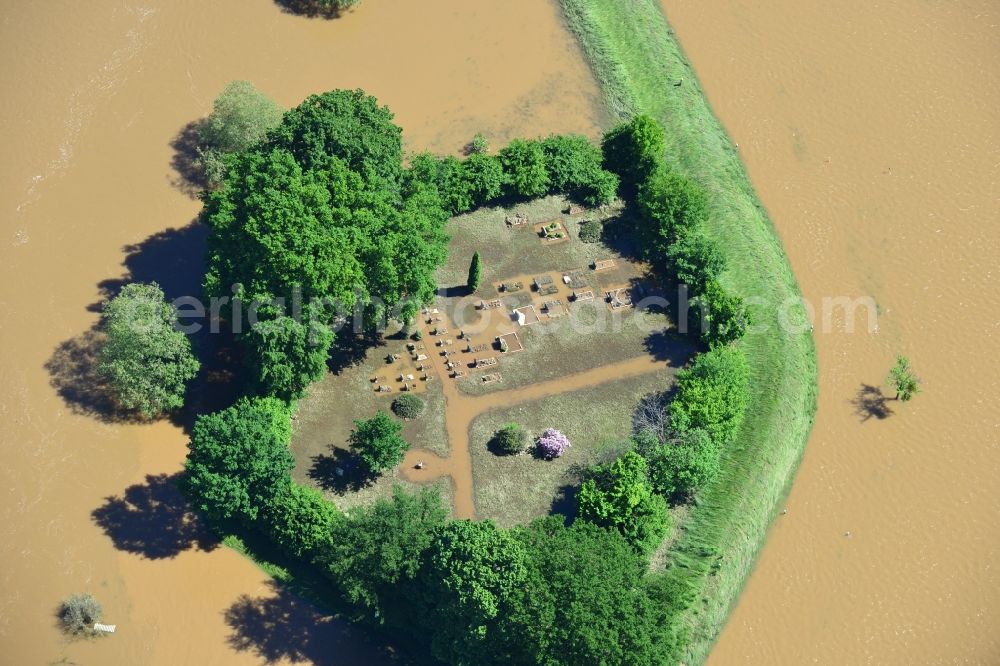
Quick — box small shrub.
[536,428,571,459]
[391,394,425,420]
[492,423,528,455]
[468,132,489,154]
[412,329,424,341]
[578,219,601,243]
[59,593,103,636]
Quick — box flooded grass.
[291,345,453,513]
[559,0,818,662]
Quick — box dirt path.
[402,352,670,518]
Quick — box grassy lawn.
[469,368,676,527]
[558,0,819,663]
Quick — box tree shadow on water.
[44,327,142,424]
[169,119,208,199]
[95,222,209,307]
[225,580,394,665]
[45,222,240,425]
[91,473,217,559]
[274,0,350,19]
[851,383,894,422]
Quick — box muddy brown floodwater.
[0,1,602,663]
[662,0,1000,663]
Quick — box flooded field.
[661,0,1000,662]
[0,0,601,663]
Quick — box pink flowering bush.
[536,428,571,459]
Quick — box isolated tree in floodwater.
[97,282,199,418]
[888,355,921,401]
[468,251,483,292]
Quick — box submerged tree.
[197,80,283,186]
[888,355,921,401]
[59,593,103,636]
[98,282,200,418]
[199,80,283,155]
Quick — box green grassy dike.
[558,0,818,663]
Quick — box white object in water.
[94,623,117,633]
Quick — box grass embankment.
[558,0,818,662]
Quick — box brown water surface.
[662,0,1000,662]
[0,1,600,663]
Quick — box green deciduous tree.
[199,80,283,155]
[462,152,505,207]
[576,451,670,555]
[202,90,450,401]
[468,251,483,292]
[98,282,200,418]
[318,486,447,620]
[260,482,338,560]
[184,397,294,523]
[503,517,681,665]
[540,133,619,207]
[636,165,709,259]
[268,89,402,185]
[666,229,726,294]
[499,139,550,198]
[601,114,666,196]
[244,307,334,401]
[635,428,720,500]
[405,154,474,215]
[888,355,921,401]
[425,519,528,663]
[391,393,425,419]
[690,279,750,347]
[491,423,528,456]
[669,345,751,447]
[349,410,409,474]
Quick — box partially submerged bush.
[59,593,103,636]
[391,394,425,420]
[468,132,489,155]
[98,282,200,418]
[198,80,283,186]
[492,423,528,455]
[536,428,571,459]
[578,219,601,243]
